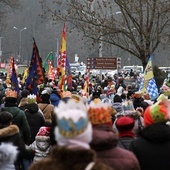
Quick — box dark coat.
[2,106,31,145]
[133,97,149,111]
[29,146,113,170]
[25,103,45,144]
[117,137,134,150]
[0,124,33,160]
[90,125,140,170]
[130,121,170,170]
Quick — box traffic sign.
[87,57,121,70]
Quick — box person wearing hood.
[130,96,170,170]
[29,99,113,170]
[26,126,51,162]
[24,102,45,144]
[133,91,149,111]
[2,90,31,145]
[0,111,33,169]
[112,94,124,115]
[38,92,54,126]
[50,88,61,107]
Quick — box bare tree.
[39,0,170,68]
[0,0,20,31]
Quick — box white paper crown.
[27,94,37,103]
[54,99,88,138]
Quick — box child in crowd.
[26,126,51,162]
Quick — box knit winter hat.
[37,126,50,136]
[87,101,112,125]
[41,93,50,102]
[116,116,135,132]
[144,95,170,126]
[54,99,92,148]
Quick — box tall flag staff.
[25,39,45,94]
[139,54,158,101]
[10,57,20,94]
[57,23,67,91]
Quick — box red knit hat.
[116,116,135,132]
[37,126,50,136]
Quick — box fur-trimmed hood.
[29,146,113,170]
[0,125,19,138]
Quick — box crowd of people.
[0,69,169,170]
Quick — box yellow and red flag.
[57,23,67,91]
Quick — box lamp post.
[0,37,2,63]
[13,26,27,63]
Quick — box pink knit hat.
[37,126,50,136]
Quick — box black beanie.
[5,97,17,107]
[41,94,50,103]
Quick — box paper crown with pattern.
[5,90,17,98]
[54,99,89,138]
[87,101,112,125]
[61,91,72,98]
[27,94,37,104]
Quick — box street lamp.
[0,37,2,63]
[13,26,27,63]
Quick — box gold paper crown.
[87,101,112,124]
[5,90,17,98]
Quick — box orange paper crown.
[5,90,17,98]
[87,101,112,125]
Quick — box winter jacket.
[0,125,33,164]
[90,124,140,170]
[38,103,54,124]
[29,146,113,170]
[2,106,31,145]
[0,143,18,170]
[26,135,51,162]
[25,103,45,144]
[130,121,170,170]
[133,97,149,111]
[117,137,134,150]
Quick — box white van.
[123,65,143,73]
